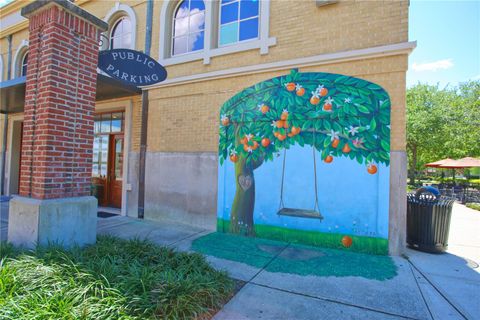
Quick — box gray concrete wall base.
[8,196,97,248]
[388,151,407,255]
[144,152,217,230]
[126,151,140,218]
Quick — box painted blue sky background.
[1,0,478,88]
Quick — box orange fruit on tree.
[261,105,270,114]
[331,138,340,148]
[283,121,290,129]
[288,133,295,137]
[240,137,247,145]
[277,134,287,141]
[291,126,301,135]
[230,154,238,163]
[367,164,378,175]
[296,87,305,96]
[285,82,296,91]
[342,143,351,153]
[319,87,328,97]
[261,138,270,147]
[276,120,285,128]
[273,131,280,138]
[281,111,288,120]
[324,155,333,163]
[323,102,332,111]
[310,96,320,105]
[251,141,259,150]
[221,117,230,126]
[341,236,353,248]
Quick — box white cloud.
[412,59,454,72]
[471,74,480,80]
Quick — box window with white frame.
[110,16,132,49]
[20,52,28,77]
[159,0,275,65]
[172,0,206,55]
[219,0,259,46]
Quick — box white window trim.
[103,2,137,50]
[159,0,276,66]
[12,39,28,78]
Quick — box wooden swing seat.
[277,207,324,220]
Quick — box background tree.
[406,81,480,184]
[219,70,391,236]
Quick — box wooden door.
[107,134,124,208]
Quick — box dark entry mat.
[97,211,118,218]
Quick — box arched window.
[110,16,132,49]
[20,53,28,77]
[172,0,205,56]
[219,0,259,46]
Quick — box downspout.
[137,0,154,219]
[1,35,13,195]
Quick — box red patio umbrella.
[425,158,454,168]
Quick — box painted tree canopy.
[218,70,391,236]
[219,69,391,169]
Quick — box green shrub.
[466,203,480,211]
[0,236,234,319]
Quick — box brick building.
[0,0,415,254]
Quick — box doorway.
[92,111,125,208]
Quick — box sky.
[1,0,478,88]
[408,0,480,88]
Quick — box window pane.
[111,112,122,132]
[219,22,238,45]
[174,17,189,36]
[173,36,188,55]
[94,114,102,133]
[175,0,189,18]
[190,0,205,12]
[100,114,111,133]
[221,2,238,24]
[190,31,204,51]
[239,18,258,41]
[240,0,259,20]
[111,17,131,49]
[21,53,28,76]
[190,11,205,32]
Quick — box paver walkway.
[1,201,478,319]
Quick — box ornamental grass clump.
[0,236,234,320]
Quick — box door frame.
[93,99,133,216]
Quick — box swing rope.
[277,132,322,219]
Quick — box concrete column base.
[389,151,408,255]
[8,196,97,249]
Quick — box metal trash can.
[407,187,455,253]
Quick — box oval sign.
[98,49,167,87]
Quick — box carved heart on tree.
[238,175,252,191]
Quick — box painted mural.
[218,70,391,254]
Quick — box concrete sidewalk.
[2,201,479,319]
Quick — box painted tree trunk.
[229,158,255,236]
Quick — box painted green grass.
[192,232,397,281]
[0,236,234,320]
[217,218,388,255]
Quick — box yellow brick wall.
[147,54,408,153]
[0,0,409,153]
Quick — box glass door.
[92,111,124,208]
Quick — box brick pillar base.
[8,0,107,248]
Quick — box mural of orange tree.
[219,70,391,236]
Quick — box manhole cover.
[279,247,325,260]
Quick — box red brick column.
[19,1,107,199]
